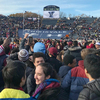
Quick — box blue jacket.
[58,65,72,82]
[61,60,89,100]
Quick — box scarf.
[32,78,60,99]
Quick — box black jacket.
[37,86,68,100]
[48,56,62,73]
[78,79,100,100]
[27,69,36,96]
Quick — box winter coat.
[37,86,68,100]
[33,79,68,100]
[0,88,36,100]
[61,60,89,100]
[27,69,36,96]
[0,88,29,98]
[78,78,100,100]
[64,46,82,65]
[48,56,62,73]
[58,65,72,82]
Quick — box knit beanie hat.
[18,49,29,62]
[33,42,46,54]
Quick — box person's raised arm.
[19,33,30,50]
[0,37,10,55]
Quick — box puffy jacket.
[64,46,82,66]
[61,60,89,100]
[78,78,100,100]
[58,65,72,82]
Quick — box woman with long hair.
[32,63,68,100]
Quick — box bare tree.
[60,12,66,18]
[69,14,72,18]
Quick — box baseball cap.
[48,47,57,57]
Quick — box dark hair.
[33,52,45,63]
[38,63,59,80]
[2,61,26,88]
[4,46,10,54]
[73,41,78,46]
[11,47,19,54]
[63,54,75,65]
[0,38,3,45]
[34,39,38,44]
[84,54,100,79]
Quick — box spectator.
[56,50,64,62]
[27,52,45,96]
[33,42,46,54]
[61,48,96,100]
[0,60,35,99]
[86,40,95,49]
[64,40,82,65]
[95,42,100,49]
[48,47,62,73]
[33,42,62,72]
[78,54,100,100]
[32,63,68,100]
[0,37,11,91]
[62,48,100,100]
[6,49,33,92]
[58,54,76,82]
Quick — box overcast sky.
[0,0,100,17]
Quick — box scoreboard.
[43,5,60,19]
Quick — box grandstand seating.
[42,19,58,25]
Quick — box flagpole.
[38,11,39,35]
[23,11,24,34]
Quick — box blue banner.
[18,29,72,39]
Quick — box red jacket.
[86,43,94,48]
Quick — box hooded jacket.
[78,78,100,100]
[64,46,82,65]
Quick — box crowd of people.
[0,14,100,40]
[1,14,100,100]
[0,32,100,100]
[0,15,40,38]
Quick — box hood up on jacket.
[68,46,82,51]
